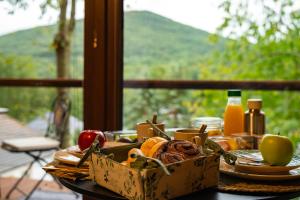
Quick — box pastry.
[127,137,201,165]
[167,140,200,159]
[151,140,200,164]
[140,137,167,156]
[159,152,185,164]
[127,148,144,163]
[148,140,168,158]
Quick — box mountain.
[0,23,57,62]
[124,11,224,65]
[0,11,224,79]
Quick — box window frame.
[84,0,123,130]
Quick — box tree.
[212,0,300,141]
[3,0,78,148]
[216,0,300,77]
[0,53,53,121]
[52,0,76,148]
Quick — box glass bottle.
[244,99,265,135]
[224,90,244,136]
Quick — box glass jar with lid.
[191,117,223,136]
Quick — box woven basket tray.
[218,174,300,193]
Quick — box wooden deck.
[0,177,79,200]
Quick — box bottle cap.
[247,99,262,109]
[228,90,241,97]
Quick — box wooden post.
[106,0,124,130]
[84,0,123,131]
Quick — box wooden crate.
[89,144,220,200]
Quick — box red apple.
[78,130,106,151]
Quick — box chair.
[1,95,71,200]
[45,94,72,145]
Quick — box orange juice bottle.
[224,90,244,136]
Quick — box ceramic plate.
[230,150,300,174]
[54,150,81,166]
[66,145,84,158]
[220,160,300,181]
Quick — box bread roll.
[148,140,168,158]
[140,137,167,156]
[152,140,200,164]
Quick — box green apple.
[259,134,294,166]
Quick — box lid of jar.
[191,117,222,125]
[228,89,241,97]
[247,99,262,109]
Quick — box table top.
[59,174,300,200]
[2,137,59,152]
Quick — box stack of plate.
[220,150,300,181]
[43,146,89,180]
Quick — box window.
[85,0,300,145]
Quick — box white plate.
[54,150,81,166]
[66,145,85,158]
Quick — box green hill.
[0,11,224,79]
[124,11,223,64]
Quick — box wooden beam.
[124,80,300,91]
[0,78,298,91]
[0,79,82,87]
[84,0,107,130]
[106,0,123,130]
[84,0,123,131]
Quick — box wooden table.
[59,174,300,200]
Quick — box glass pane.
[123,0,299,81]
[123,0,224,80]
[123,1,300,148]
[0,1,84,79]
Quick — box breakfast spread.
[42,91,300,199]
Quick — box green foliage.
[0,53,36,77]
[123,89,191,129]
[211,0,300,141]
[0,26,55,59]
[0,20,84,78]
[0,48,83,121]
[0,53,54,121]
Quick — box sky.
[0,0,84,36]
[0,0,224,36]
[1,0,300,37]
[124,0,224,33]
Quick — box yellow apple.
[259,134,294,166]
